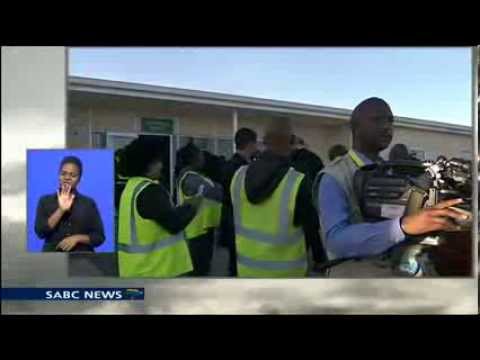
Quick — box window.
[424,151,439,162]
[178,136,215,154]
[217,138,234,159]
[91,132,106,148]
[460,150,472,160]
[177,136,234,159]
[106,133,136,150]
[409,147,425,161]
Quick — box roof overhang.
[68,76,472,136]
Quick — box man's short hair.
[290,134,305,146]
[177,141,201,168]
[350,97,390,133]
[389,143,410,161]
[59,156,83,178]
[235,128,257,150]
[265,116,293,136]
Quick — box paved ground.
[208,235,326,278]
[209,242,230,277]
[67,235,326,278]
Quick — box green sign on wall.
[141,118,175,134]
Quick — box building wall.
[69,98,350,161]
[381,126,472,160]
[68,95,472,162]
[69,100,233,137]
[238,116,348,161]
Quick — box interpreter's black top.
[34,191,105,252]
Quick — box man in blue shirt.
[315,97,467,277]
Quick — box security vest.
[313,150,365,260]
[231,165,307,278]
[118,177,193,278]
[312,150,398,277]
[177,170,222,240]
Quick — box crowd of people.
[115,97,469,278]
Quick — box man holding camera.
[314,97,468,277]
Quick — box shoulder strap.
[311,171,325,212]
[348,149,366,168]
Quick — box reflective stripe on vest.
[232,166,303,245]
[237,254,307,271]
[118,179,184,253]
[348,149,366,168]
[232,166,307,275]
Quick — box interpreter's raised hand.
[401,198,470,236]
[57,184,75,212]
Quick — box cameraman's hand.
[401,198,468,235]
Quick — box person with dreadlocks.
[117,136,201,278]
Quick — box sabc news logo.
[123,288,144,300]
[1,288,145,301]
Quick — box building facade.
[68,77,473,164]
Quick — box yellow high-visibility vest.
[231,166,307,278]
[177,171,222,239]
[118,177,193,278]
